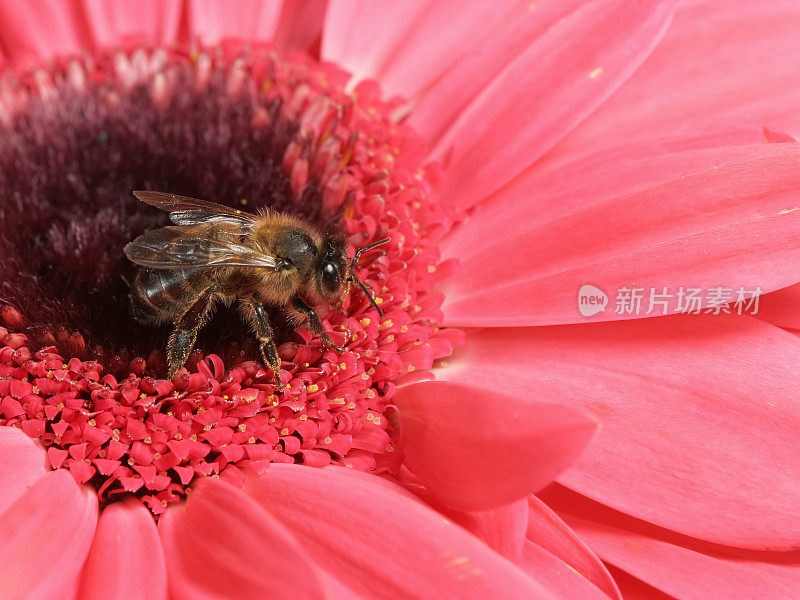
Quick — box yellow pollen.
[223,395,229,400]
[299,414,308,421]
[386,443,394,453]
[248,436,256,444]
[407,365,416,373]
[385,335,395,343]
[339,362,347,370]
[323,436,333,444]
[589,67,603,79]
[238,424,247,431]
[269,417,276,424]
[88,419,96,426]
[174,433,182,440]
[203,425,212,431]
[153,453,161,460]
[361,373,369,380]
[190,434,198,441]
[331,398,346,405]
[360,317,371,327]
[139,393,147,400]
[366,413,374,421]
[400,325,408,333]
[32,386,39,394]
[62,364,68,369]
[144,436,152,444]
[127,458,135,465]
[380,320,393,329]
[427,265,436,273]
[366,389,376,398]
[307,384,319,393]
[375,297,383,305]
[280,428,290,436]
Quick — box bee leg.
[167,291,216,379]
[290,297,345,353]
[243,300,285,391]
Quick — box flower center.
[0,45,457,514]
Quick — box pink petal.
[0,0,92,70]
[0,426,47,516]
[552,0,800,158]
[78,498,167,600]
[82,0,183,47]
[518,540,612,600]
[185,0,282,45]
[441,142,800,326]
[545,486,800,600]
[0,469,98,599]
[437,318,800,549]
[426,0,675,211]
[446,499,529,561]
[159,477,327,600]
[273,0,327,54]
[394,380,598,511]
[527,495,621,600]
[323,0,520,99]
[244,464,559,599]
[756,284,800,330]
[607,567,674,600]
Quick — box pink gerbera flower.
[1,0,799,598]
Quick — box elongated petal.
[756,284,800,330]
[607,567,674,600]
[159,477,326,600]
[0,427,47,516]
[441,143,800,326]
[447,500,529,562]
[427,0,674,210]
[324,0,558,103]
[244,464,559,599]
[394,380,598,511]
[82,0,183,47]
[0,469,98,600]
[437,317,800,548]
[519,540,611,600]
[545,486,800,600]
[553,0,800,157]
[0,0,91,70]
[185,0,282,45]
[78,498,167,600]
[273,0,327,54]
[527,495,621,600]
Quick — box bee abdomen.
[130,268,209,324]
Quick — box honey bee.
[124,191,388,388]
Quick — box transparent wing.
[132,190,255,226]
[124,226,277,270]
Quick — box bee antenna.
[349,275,384,319]
[350,237,390,270]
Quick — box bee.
[124,191,388,389]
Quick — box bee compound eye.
[320,261,340,294]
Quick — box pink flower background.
[1,0,800,599]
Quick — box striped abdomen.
[130,268,213,324]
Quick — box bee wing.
[132,190,255,226]
[124,226,278,270]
